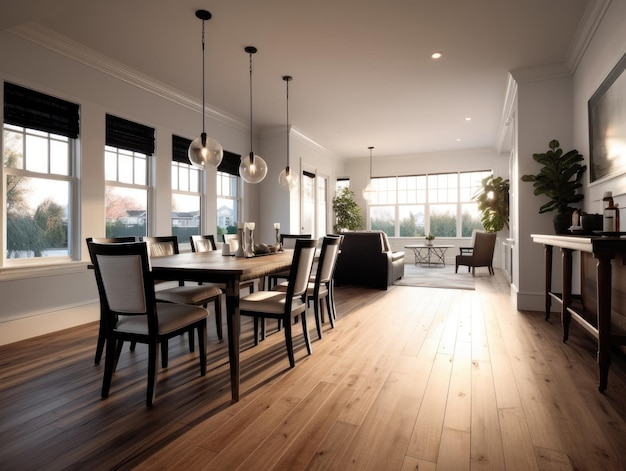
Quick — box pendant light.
[188,10,223,169]
[362,146,377,202]
[239,46,268,184]
[278,75,298,190]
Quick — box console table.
[405,244,454,267]
[531,234,626,391]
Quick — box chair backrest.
[472,231,497,263]
[223,233,240,252]
[315,236,341,283]
[87,241,156,325]
[285,238,317,299]
[141,236,179,257]
[87,236,137,244]
[190,235,217,252]
[280,233,312,249]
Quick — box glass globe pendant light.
[278,75,298,191]
[188,10,223,169]
[362,146,377,202]
[239,46,268,184]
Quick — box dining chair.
[239,238,317,368]
[141,236,223,349]
[88,241,207,407]
[274,236,341,339]
[189,234,217,252]
[455,231,497,275]
[86,236,137,365]
[268,233,312,288]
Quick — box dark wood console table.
[532,234,626,391]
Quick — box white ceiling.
[1,0,592,159]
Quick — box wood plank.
[2,273,626,469]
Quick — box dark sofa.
[334,231,405,290]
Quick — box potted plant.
[521,140,586,234]
[332,187,363,233]
[474,175,509,233]
[425,233,435,246]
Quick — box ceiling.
[1,0,592,159]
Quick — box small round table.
[405,244,454,267]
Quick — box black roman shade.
[218,150,241,176]
[172,135,192,164]
[303,170,316,179]
[106,114,155,155]
[4,82,79,139]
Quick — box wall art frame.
[588,52,626,183]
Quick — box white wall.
[0,30,256,344]
[512,0,626,311]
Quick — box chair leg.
[161,340,168,368]
[197,321,207,376]
[455,263,459,273]
[253,317,260,346]
[215,296,223,340]
[301,311,312,356]
[113,338,124,372]
[284,319,295,368]
[313,297,323,340]
[147,342,158,407]
[188,327,195,353]
[130,341,137,351]
[101,336,117,399]
[325,294,336,328]
[95,332,105,365]
[329,282,337,321]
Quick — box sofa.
[334,231,405,290]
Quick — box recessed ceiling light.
[465,117,472,121]
[431,51,443,59]
[456,138,462,141]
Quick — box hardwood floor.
[2,270,626,470]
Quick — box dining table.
[150,249,294,402]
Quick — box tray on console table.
[531,234,626,392]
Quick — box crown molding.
[567,0,612,72]
[7,22,248,134]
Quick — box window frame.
[367,170,492,238]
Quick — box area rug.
[393,263,475,290]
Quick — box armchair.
[455,231,496,275]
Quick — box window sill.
[0,260,89,281]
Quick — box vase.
[426,239,433,246]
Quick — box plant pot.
[425,240,433,246]
[553,209,574,234]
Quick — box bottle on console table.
[603,192,618,232]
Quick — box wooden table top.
[150,249,294,283]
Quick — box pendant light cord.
[201,19,206,136]
[286,77,290,170]
[369,146,374,179]
[249,51,254,157]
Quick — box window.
[3,82,79,261]
[216,151,242,238]
[368,170,491,238]
[336,177,349,192]
[171,135,202,242]
[104,114,154,239]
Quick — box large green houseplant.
[521,140,586,234]
[474,175,509,233]
[332,187,363,233]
